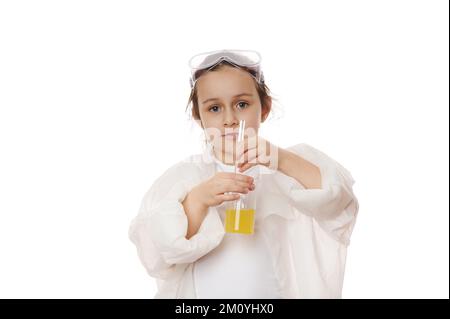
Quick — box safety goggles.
[188,49,264,89]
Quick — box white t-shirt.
[193,158,283,299]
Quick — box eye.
[208,105,220,113]
[236,101,249,110]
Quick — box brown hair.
[185,61,274,122]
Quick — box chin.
[214,148,235,163]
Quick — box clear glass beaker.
[225,172,258,235]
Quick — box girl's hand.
[236,135,279,172]
[191,172,255,209]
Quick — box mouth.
[222,132,239,139]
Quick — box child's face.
[196,65,269,163]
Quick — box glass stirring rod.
[234,119,246,231]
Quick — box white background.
[0,0,448,298]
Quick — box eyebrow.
[202,93,254,105]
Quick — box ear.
[261,96,272,123]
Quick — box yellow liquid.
[225,208,255,234]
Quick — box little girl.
[129,49,359,299]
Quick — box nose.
[223,107,239,128]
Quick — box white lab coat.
[129,143,359,298]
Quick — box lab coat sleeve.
[128,162,225,279]
[274,143,359,246]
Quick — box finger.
[238,162,258,172]
[238,149,260,167]
[236,135,257,159]
[217,193,241,203]
[222,179,251,194]
[219,172,254,183]
[238,141,275,167]
[235,179,254,188]
[236,140,247,161]
[237,146,258,165]
[215,179,250,194]
[222,179,253,190]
